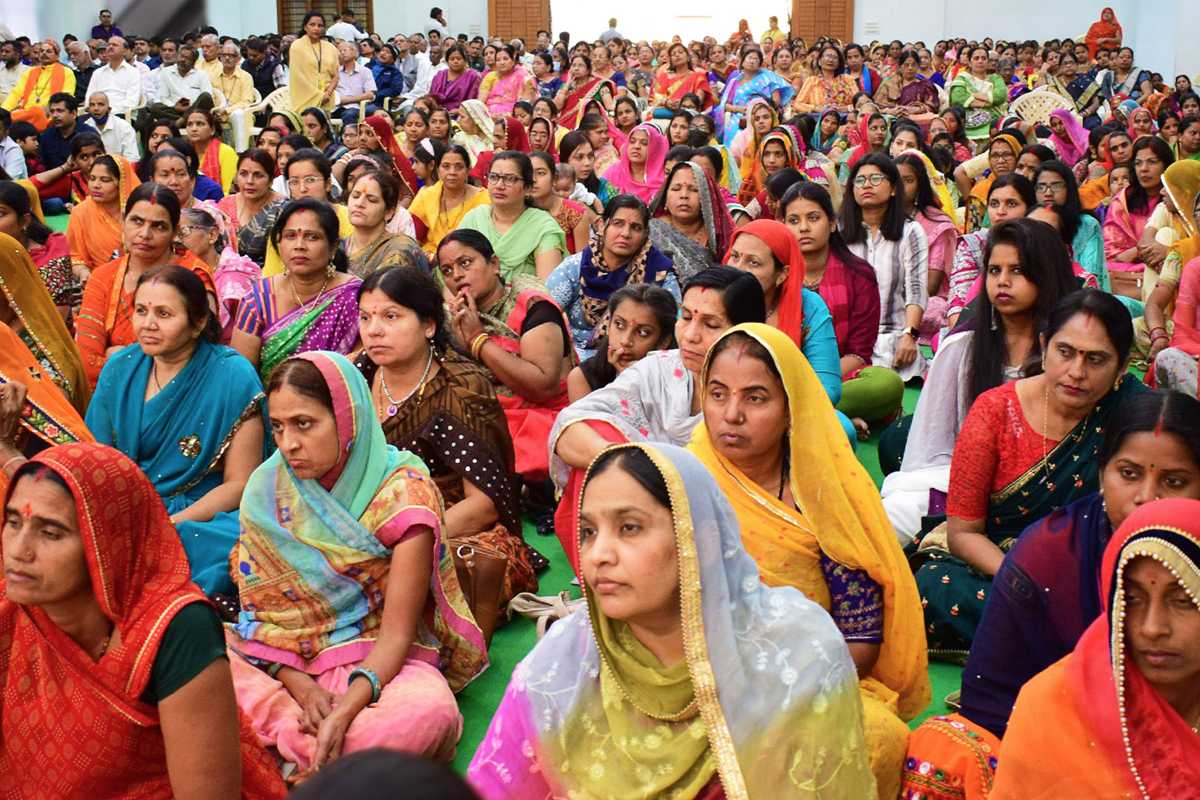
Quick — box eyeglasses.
[1035,180,1066,193]
[487,173,523,186]
[176,224,202,236]
[990,151,1016,162]
[853,173,888,187]
[287,176,325,188]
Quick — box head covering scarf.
[363,115,421,198]
[578,215,675,330]
[500,115,530,152]
[269,108,304,135]
[528,116,557,157]
[0,443,284,798]
[602,123,668,203]
[724,221,805,347]
[466,442,874,799]
[1162,160,1200,271]
[993,498,1200,798]
[64,154,141,275]
[1048,108,1090,166]
[736,97,780,188]
[458,99,496,142]
[650,160,735,261]
[0,232,90,410]
[738,126,799,204]
[689,324,931,720]
[1126,106,1157,140]
[231,352,487,688]
[845,113,890,171]
[1085,7,1123,60]
[810,108,843,153]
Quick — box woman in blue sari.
[85,265,266,598]
[717,45,795,149]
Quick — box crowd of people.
[1,5,1200,798]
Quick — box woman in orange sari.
[64,153,139,280]
[75,183,214,388]
[992,498,1200,799]
[650,43,715,117]
[1085,8,1123,60]
[0,443,285,799]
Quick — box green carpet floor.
[450,383,962,773]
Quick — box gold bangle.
[470,332,489,360]
[1,454,26,475]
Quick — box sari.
[1048,108,1090,167]
[75,249,216,388]
[732,97,778,184]
[480,66,532,117]
[288,37,339,112]
[717,68,795,148]
[64,153,140,275]
[947,73,1008,141]
[408,182,491,256]
[790,73,858,114]
[914,376,1145,658]
[0,444,285,800]
[1085,7,1123,60]
[648,161,734,282]
[476,275,575,478]
[86,339,265,597]
[343,232,428,278]
[429,67,483,112]
[227,352,487,770]
[556,76,614,129]
[235,275,363,380]
[362,115,421,203]
[458,204,566,282]
[602,122,668,204]
[993,498,1200,799]
[0,232,89,410]
[1103,186,1160,276]
[688,324,930,800]
[216,196,286,267]
[453,98,495,161]
[468,443,875,800]
[652,68,716,111]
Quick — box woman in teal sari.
[717,45,795,149]
[914,290,1145,659]
[85,265,266,599]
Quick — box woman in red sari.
[0,443,285,799]
[650,43,715,117]
[554,54,615,129]
[993,498,1200,799]
[1085,7,1123,60]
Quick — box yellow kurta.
[212,68,256,109]
[288,38,339,113]
[688,323,931,800]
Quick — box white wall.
[373,0,488,40]
[549,0,782,46]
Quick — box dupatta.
[468,443,874,800]
[653,68,716,110]
[1048,109,1090,166]
[650,160,735,269]
[363,115,420,201]
[230,352,487,690]
[1103,186,1160,273]
[258,277,363,380]
[602,122,668,203]
[0,232,89,410]
[688,324,931,721]
[0,444,285,799]
[64,154,140,274]
[577,224,675,328]
[1085,8,1123,60]
[993,498,1200,798]
[725,221,805,347]
[734,97,779,188]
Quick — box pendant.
[386,404,398,418]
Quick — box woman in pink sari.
[602,123,668,204]
[1104,137,1173,290]
[478,45,535,117]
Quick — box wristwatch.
[902,326,919,341]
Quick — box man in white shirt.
[85,36,141,115]
[0,108,27,179]
[84,91,139,160]
[0,41,27,99]
[424,8,449,39]
[327,10,368,44]
[135,44,212,135]
[396,37,434,110]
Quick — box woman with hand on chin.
[437,229,573,483]
[85,265,264,600]
[226,353,487,776]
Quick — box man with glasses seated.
[211,41,255,150]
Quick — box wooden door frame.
[790,0,855,43]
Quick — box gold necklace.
[288,273,331,314]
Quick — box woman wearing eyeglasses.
[459,151,566,281]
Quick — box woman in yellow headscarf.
[0,231,89,411]
[688,322,930,800]
[1147,160,1200,389]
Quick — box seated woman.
[75,183,214,389]
[468,443,874,799]
[1104,136,1173,307]
[842,153,930,386]
[648,160,734,284]
[459,152,566,282]
[342,168,427,278]
[436,229,572,482]
[550,267,765,566]
[991,498,1200,798]
[85,266,264,598]
[957,133,1021,234]
[0,182,75,315]
[528,151,590,255]
[451,99,495,162]
[947,47,1008,146]
[215,148,287,268]
[0,444,285,799]
[901,390,1200,797]
[559,130,619,211]
[689,324,930,798]
[231,198,362,378]
[1034,159,1108,290]
[566,284,677,402]
[300,107,348,162]
[546,194,679,360]
[408,145,489,257]
[883,219,1080,542]
[0,231,90,411]
[874,50,939,125]
[914,290,1144,657]
[895,150,958,335]
[226,353,488,774]
[178,203,263,343]
[185,108,238,193]
[1152,171,1200,393]
[65,153,140,281]
[355,266,537,611]
[601,124,668,205]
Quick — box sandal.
[507,591,585,638]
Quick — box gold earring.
[326,261,336,278]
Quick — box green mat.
[47,213,69,233]
[451,382,962,773]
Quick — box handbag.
[1109,268,1143,300]
[965,108,992,128]
[450,537,508,646]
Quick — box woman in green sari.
[914,290,1146,658]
